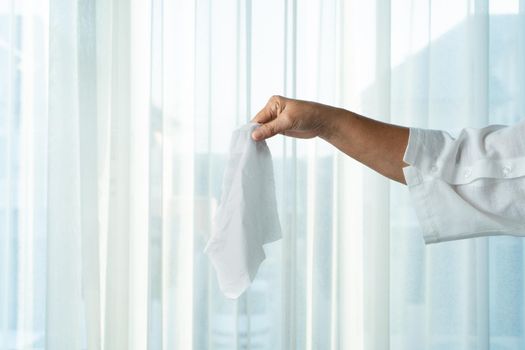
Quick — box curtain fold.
[47,0,82,348]
[1,0,525,349]
[78,0,102,348]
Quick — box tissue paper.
[204,122,282,299]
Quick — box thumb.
[252,116,292,141]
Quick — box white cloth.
[204,122,282,298]
[403,119,525,244]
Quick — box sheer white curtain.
[1,0,525,349]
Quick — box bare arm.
[251,95,409,184]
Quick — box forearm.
[320,108,409,184]
[251,96,409,183]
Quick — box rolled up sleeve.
[403,120,525,244]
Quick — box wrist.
[320,107,352,142]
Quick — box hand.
[250,95,344,141]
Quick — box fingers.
[251,95,284,124]
[252,115,292,141]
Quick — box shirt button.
[502,166,512,177]
[431,165,439,173]
[464,168,472,179]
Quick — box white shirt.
[403,119,525,244]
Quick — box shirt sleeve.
[402,119,525,244]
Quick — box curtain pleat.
[2,0,525,348]
[0,1,16,346]
[281,1,298,348]
[146,0,162,348]
[104,0,132,348]
[468,2,490,349]
[77,0,101,348]
[46,0,82,348]
[129,0,152,349]
[363,1,392,349]
[166,0,196,347]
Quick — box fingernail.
[252,131,260,140]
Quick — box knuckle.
[269,95,284,112]
[269,95,282,103]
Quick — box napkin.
[204,122,282,298]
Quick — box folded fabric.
[204,122,282,299]
[403,120,525,244]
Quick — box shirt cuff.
[402,127,422,167]
[402,166,440,244]
[402,128,440,244]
